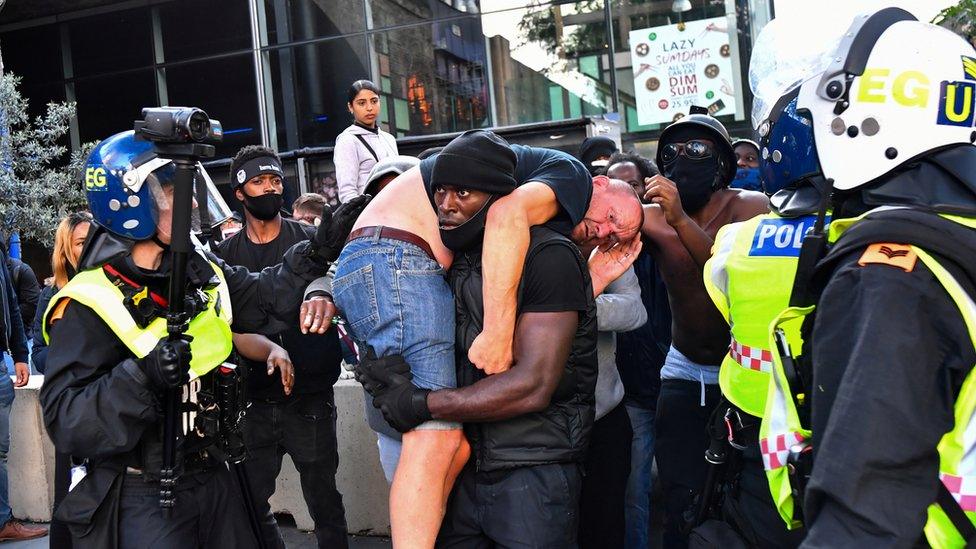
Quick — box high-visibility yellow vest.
[760,211,976,547]
[42,261,234,380]
[704,213,822,418]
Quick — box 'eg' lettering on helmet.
[85,167,107,190]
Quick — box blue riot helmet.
[757,92,822,196]
[85,130,232,240]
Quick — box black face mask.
[663,156,720,213]
[243,192,283,221]
[439,196,498,252]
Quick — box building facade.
[0,0,772,196]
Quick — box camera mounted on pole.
[133,107,222,512]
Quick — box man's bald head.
[571,176,644,251]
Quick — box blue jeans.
[624,402,656,549]
[0,357,14,528]
[332,235,460,470]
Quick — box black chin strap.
[152,233,171,251]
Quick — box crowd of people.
[0,6,974,549]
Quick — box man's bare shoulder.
[354,167,430,227]
[641,203,665,226]
[725,188,770,221]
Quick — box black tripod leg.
[231,461,269,549]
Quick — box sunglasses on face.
[660,140,715,164]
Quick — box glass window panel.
[264,0,366,45]
[369,17,490,136]
[479,2,610,127]
[267,36,370,150]
[74,70,157,144]
[306,157,340,207]
[394,97,411,131]
[549,86,564,119]
[159,0,251,62]
[164,55,261,158]
[379,95,391,128]
[68,8,153,77]
[0,24,65,117]
[368,0,479,29]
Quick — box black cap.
[429,130,517,195]
[577,136,618,169]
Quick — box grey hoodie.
[595,266,647,419]
[334,123,398,203]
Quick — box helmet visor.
[749,16,849,129]
[196,163,234,230]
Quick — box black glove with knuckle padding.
[355,346,432,433]
[138,335,193,392]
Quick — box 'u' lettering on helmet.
[937,81,976,127]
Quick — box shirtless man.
[331,130,643,547]
[636,110,768,547]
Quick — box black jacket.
[30,284,56,373]
[7,257,39,339]
[450,227,598,471]
[0,250,27,363]
[39,240,328,545]
[213,218,342,398]
[801,208,976,547]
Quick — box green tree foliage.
[517,0,607,59]
[933,0,976,47]
[0,73,92,243]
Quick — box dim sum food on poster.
[629,16,738,125]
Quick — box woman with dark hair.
[334,79,398,203]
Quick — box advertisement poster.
[629,17,738,125]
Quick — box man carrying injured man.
[331,129,643,547]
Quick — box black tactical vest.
[450,226,598,471]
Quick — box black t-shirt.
[215,218,314,273]
[420,144,592,236]
[518,243,589,314]
[213,218,342,399]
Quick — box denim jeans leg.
[376,433,402,483]
[624,403,656,549]
[333,238,458,474]
[0,358,15,528]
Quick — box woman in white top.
[334,79,399,203]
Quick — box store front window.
[0,0,772,162]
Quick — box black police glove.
[374,381,432,433]
[355,346,432,433]
[354,345,412,395]
[311,194,372,265]
[138,336,193,392]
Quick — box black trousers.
[438,462,583,549]
[242,391,348,549]
[728,430,804,548]
[117,468,258,548]
[51,451,72,549]
[655,379,722,549]
[579,402,633,549]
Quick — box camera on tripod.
[134,107,223,145]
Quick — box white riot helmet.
[783,8,976,191]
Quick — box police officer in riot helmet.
[39,126,368,548]
[691,64,830,548]
[752,8,976,547]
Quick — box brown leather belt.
[346,226,436,260]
